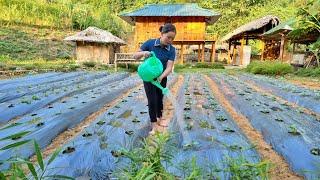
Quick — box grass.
[115,132,175,179]
[293,67,320,77]
[0,56,78,72]
[0,25,74,60]
[174,62,225,73]
[246,60,294,76]
[225,156,271,179]
[246,60,320,78]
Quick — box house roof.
[119,3,221,25]
[262,19,294,39]
[64,27,126,45]
[222,15,280,42]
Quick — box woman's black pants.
[143,77,167,122]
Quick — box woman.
[133,23,176,135]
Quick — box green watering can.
[138,51,170,95]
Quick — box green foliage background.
[0,0,307,38]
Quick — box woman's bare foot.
[157,117,169,127]
[149,122,158,135]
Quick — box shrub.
[294,67,320,77]
[246,61,293,75]
[82,61,96,68]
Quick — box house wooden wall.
[133,16,206,50]
[76,42,119,64]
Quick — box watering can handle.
[150,51,155,57]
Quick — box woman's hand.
[143,51,151,58]
[133,50,151,59]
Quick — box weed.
[225,155,271,179]
[199,120,215,129]
[109,121,122,127]
[115,133,175,179]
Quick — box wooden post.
[201,43,205,63]
[227,41,232,64]
[261,39,265,61]
[232,44,237,65]
[240,37,245,65]
[279,35,285,61]
[180,44,184,65]
[198,44,201,63]
[115,53,118,72]
[210,41,216,63]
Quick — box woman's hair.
[159,23,176,34]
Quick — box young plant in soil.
[288,124,301,135]
[185,122,193,130]
[199,120,215,129]
[310,148,320,156]
[97,120,106,126]
[132,118,140,123]
[21,98,31,104]
[274,117,284,122]
[216,115,227,122]
[62,146,75,154]
[125,130,134,135]
[28,117,42,125]
[224,127,235,133]
[109,121,122,127]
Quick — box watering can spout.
[151,81,170,96]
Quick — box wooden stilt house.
[119,3,221,64]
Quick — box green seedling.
[132,118,140,123]
[288,124,301,135]
[224,127,235,133]
[199,120,214,129]
[109,121,122,127]
[260,109,270,114]
[28,117,42,125]
[185,122,193,130]
[125,130,134,135]
[107,112,114,115]
[310,148,320,156]
[36,122,44,127]
[97,120,106,126]
[62,146,75,154]
[274,118,284,122]
[118,110,132,119]
[216,115,227,121]
[21,99,31,104]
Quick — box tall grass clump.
[246,61,293,76]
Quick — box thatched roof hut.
[222,15,280,42]
[221,15,280,66]
[65,27,126,64]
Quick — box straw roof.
[64,27,126,45]
[222,15,280,42]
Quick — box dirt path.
[204,75,302,180]
[288,79,320,90]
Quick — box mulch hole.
[62,147,75,154]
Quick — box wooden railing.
[114,53,142,71]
